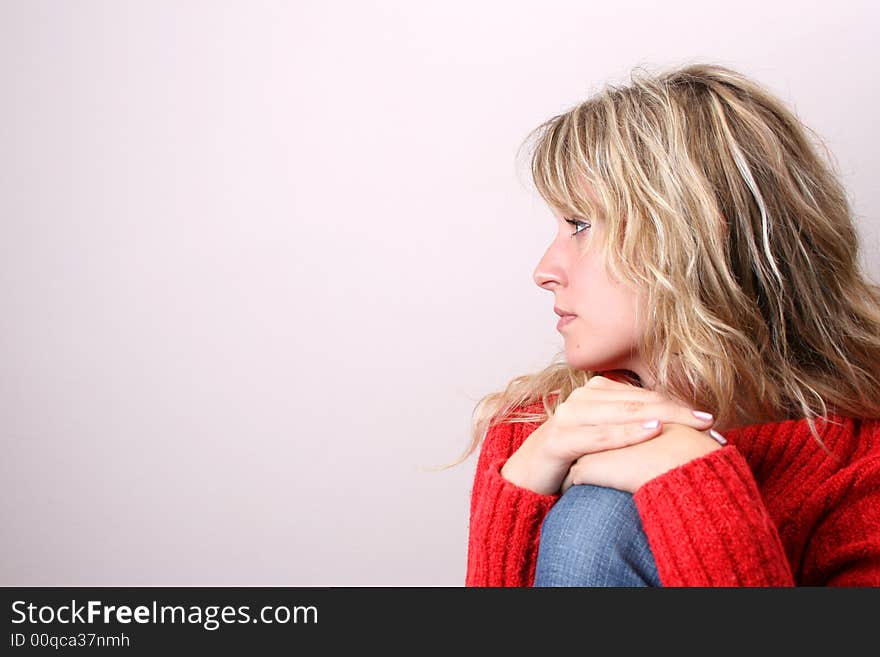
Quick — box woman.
[450,63,880,586]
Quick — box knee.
[536,484,645,580]
[540,484,639,547]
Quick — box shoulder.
[856,418,880,456]
[809,417,880,498]
[480,399,550,460]
[831,416,880,466]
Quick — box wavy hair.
[441,62,880,470]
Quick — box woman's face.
[533,207,653,388]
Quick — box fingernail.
[642,419,660,429]
[692,410,714,421]
[709,429,728,445]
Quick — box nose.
[533,242,565,290]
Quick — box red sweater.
[465,402,880,586]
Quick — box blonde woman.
[453,63,880,586]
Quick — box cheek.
[569,257,604,290]
[576,285,643,335]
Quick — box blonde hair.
[442,61,880,469]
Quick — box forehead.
[549,204,579,219]
[546,182,603,220]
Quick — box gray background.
[2,0,877,585]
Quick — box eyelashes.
[565,217,591,237]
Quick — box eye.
[565,217,591,237]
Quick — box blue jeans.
[534,484,662,587]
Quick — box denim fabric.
[534,484,662,587]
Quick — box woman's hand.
[500,374,720,496]
[559,421,724,495]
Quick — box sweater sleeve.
[632,444,795,586]
[799,456,880,586]
[465,419,560,587]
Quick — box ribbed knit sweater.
[465,401,880,586]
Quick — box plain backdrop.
[2,0,878,585]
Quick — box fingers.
[705,427,728,445]
[572,379,666,405]
[579,375,666,403]
[569,375,716,430]
[559,395,714,431]
[548,419,664,461]
[586,373,642,389]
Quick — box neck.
[600,369,645,387]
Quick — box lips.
[554,306,576,317]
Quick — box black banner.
[2,587,876,652]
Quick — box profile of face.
[533,207,651,388]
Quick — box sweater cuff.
[632,445,794,586]
[467,456,560,586]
